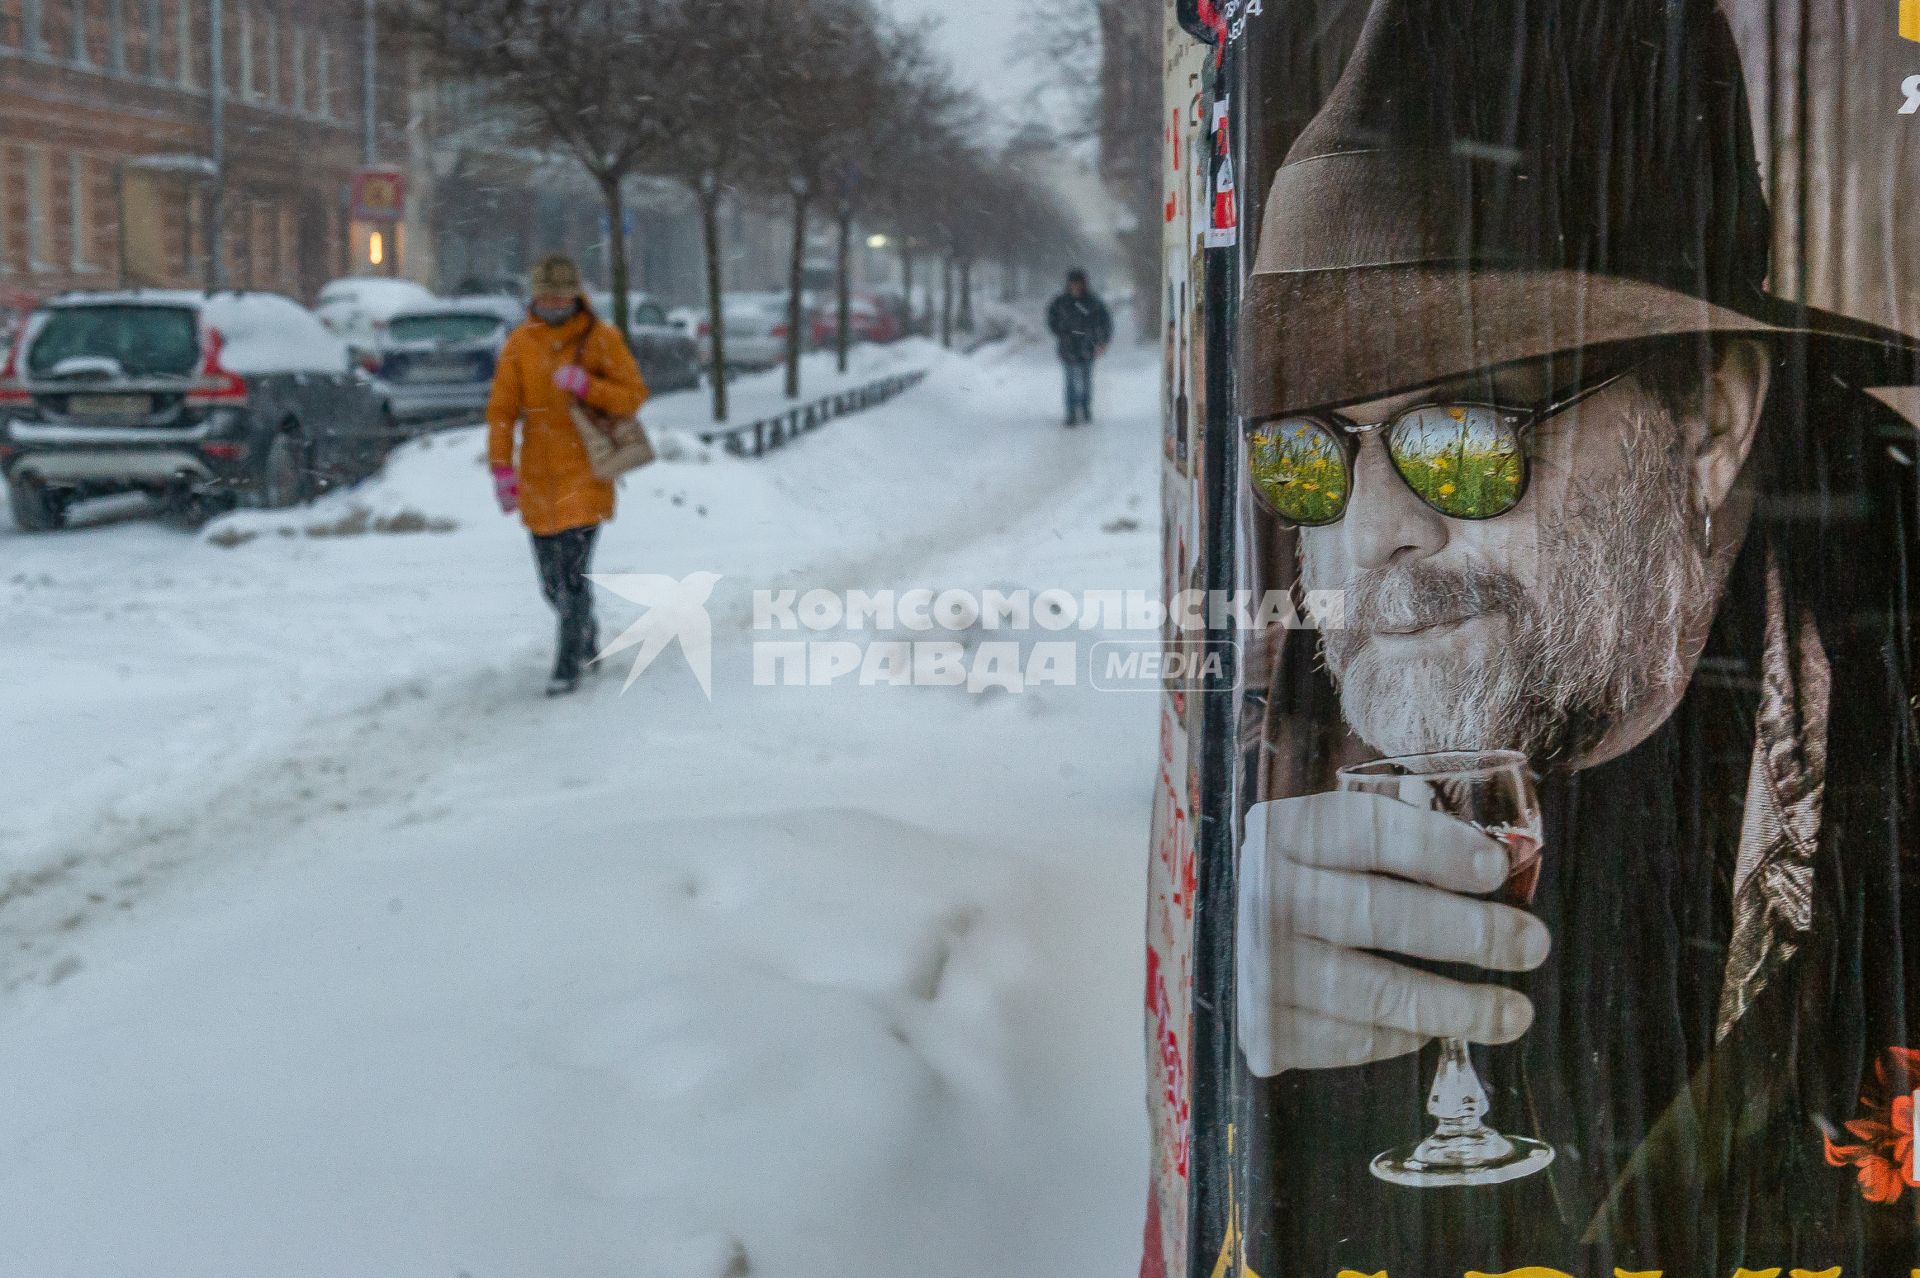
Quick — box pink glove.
[553,364,591,397]
[492,466,519,515]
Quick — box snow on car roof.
[390,299,519,322]
[316,278,438,313]
[202,293,350,375]
[31,290,349,375]
[44,289,209,308]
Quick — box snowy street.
[0,337,1157,1277]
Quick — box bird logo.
[586,572,722,697]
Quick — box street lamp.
[866,234,889,250]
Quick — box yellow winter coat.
[487,304,649,536]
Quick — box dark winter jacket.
[1046,291,1113,363]
[1245,382,1920,1274]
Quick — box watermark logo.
[588,572,721,696]
[588,580,1341,697]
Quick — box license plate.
[68,394,152,417]
[401,359,477,385]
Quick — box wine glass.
[1336,749,1554,1188]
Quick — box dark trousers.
[1062,357,1094,421]
[531,524,599,678]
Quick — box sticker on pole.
[1205,98,1238,249]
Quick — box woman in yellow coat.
[487,255,648,695]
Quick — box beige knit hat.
[528,254,584,298]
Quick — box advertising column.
[1157,0,1920,1273]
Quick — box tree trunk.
[601,173,632,343]
[785,188,809,399]
[697,186,729,422]
[900,244,916,334]
[956,258,974,333]
[834,207,853,374]
[939,255,953,348]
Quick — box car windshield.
[388,314,502,344]
[634,304,666,325]
[27,305,200,378]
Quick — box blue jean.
[1062,358,1094,420]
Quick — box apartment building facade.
[0,0,402,302]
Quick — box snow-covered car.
[362,299,520,430]
[0,290,386,530]
[450,276,525,304]
[590,291,703,394]
[314,277,439,353]
[672,294,794,371]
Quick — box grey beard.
[1305,410,1713,762]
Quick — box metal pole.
[362,0,377,168]
[206,0,225,290]
[116,161,129,289]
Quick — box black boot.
[546,620,582,697]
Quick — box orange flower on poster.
[1822,1046,1920,1204]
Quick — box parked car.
[451,275,526,303]
[808,292,909,349]
[362,298,521,431]
[314,276,438,353]
[590,291,703,394]
[671,294,794,371]
[0,290,386,530]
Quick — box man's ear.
[1690,338,1772,512]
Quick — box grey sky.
[883,0,1043,120]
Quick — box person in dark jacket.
[1045,270,1113,426]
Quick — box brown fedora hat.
[1241,0,1920,419]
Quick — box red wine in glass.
[1336,749,1555,1188]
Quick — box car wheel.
[7,474,68,532]
[253,429,312,510]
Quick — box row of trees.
[393,0,1085,420]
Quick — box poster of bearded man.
[1146,0,1920,1275]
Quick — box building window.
[174,0,191,86]
[69,0,88,64]
[144,0,159,75]
[316,33,332,118]
[263,5,275,102]
[291,26,306,112]
[24,0,45,55]
[69,155,96,273]
[25,151,51,274]
[107,0,125,71]
[238,3,255,99]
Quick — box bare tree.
[821,19,975,372]
[1020,0,1161,335]
[636,0,783,421]
[390,0,680,339]
[754,0,885,398]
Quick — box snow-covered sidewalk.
[0,337,1157,1276]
